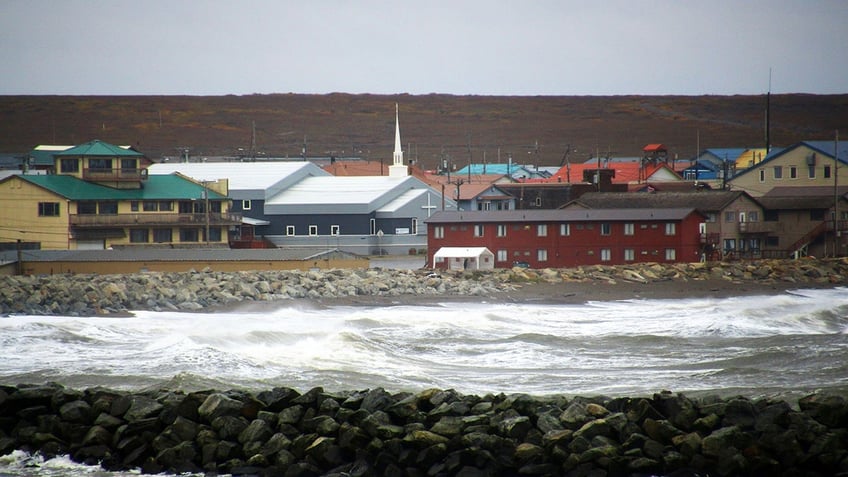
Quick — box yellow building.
[0,140,241,250]
[729,141,848,197]
[734,148,769,171]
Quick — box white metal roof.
[148,162,329,195]
[433,247,493,259]
[266,176,409,206]
[377,188,427,213]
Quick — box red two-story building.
[426,208,706,269]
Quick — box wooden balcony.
[738,221,776,234]
[82,167,149,182]
[69,212,243,227]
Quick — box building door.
[76,240,105,250]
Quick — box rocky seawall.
[1,258,847,316]
[1,383,847,476]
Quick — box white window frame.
[474,224,484,237]
[497,249,508,262]
[665,222,676,235]
[665,248,677,260]
[434,226,444,239]
[309,225,318,236]
[601,223,611,236]
[242,199,252,210]
[624,223,634,236]
[330,225,340,236]
[497,224,507,237]
[285,225,295,236]
[560,223,570,236]
[537,224,548,237]
[537,249,547,262]
[601,248,611,261]
[624,248,635,261]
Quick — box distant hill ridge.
[2,93,846,170]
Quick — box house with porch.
[0,140,240,250]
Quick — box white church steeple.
[389,103,408,177]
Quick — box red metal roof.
[643,144,667,153]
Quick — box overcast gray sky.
[2,0,846,96]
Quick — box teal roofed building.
[0,139,241,250]
[453,163,550,180]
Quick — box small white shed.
[432,247,495,270]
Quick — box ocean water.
[1,287,848,475]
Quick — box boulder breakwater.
[1,383,847,476]
[1,258,847,316]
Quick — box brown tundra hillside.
[1,93,846,170]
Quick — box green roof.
[16,174,227,201]
[53,140,143,157]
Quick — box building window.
[665,248,677,260]
[497,224,507,237]
[723,239,736,252]
[560,223,570,236]
[434,226,444,239]
[705,213,717,223]
[773,166,782,179]
[330,225,340,236]
[535,197,542,207]
[411,218,418,235]
[242,200,251,210]
[131,201,139,212]
[143,201,158,211]
[600,248,611,261]
[623,223,634,235]
[749,238,761,251]
[725,211,735,222]
[286,225,295,236]
[180,228,199,242]
[497,249,508,262]
[309,225,318,236]
[748,211,759,222]
[759,170,765,182]
[537,249,547,262]
[38,202,60,217]
[789,166,797,179]
[205,227,222,242]
[370,218,376,235]
[153,229,172,243]
[60,158,79,173]
[88,158,112,171]
[824,165,832,179]
[159,201,173,211]
[98,201,118,215]
[601,223,611,236]
[808,166,816,179]
[665,223,676,235]
[624,248,635,261]
[78,202,97,215]
[766,236,779,247]
[537,224,547,237]
[474,224,484,237]
[129,229,148,243]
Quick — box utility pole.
[834,130,840,257]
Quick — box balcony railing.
[82,167,149,182]
[738,221,776,233]
[70,212,243,227]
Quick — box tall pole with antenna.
[765,68,772,153]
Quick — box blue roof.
[703,148,748,162]
[801,140,848,161]
[454,163,538,176]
